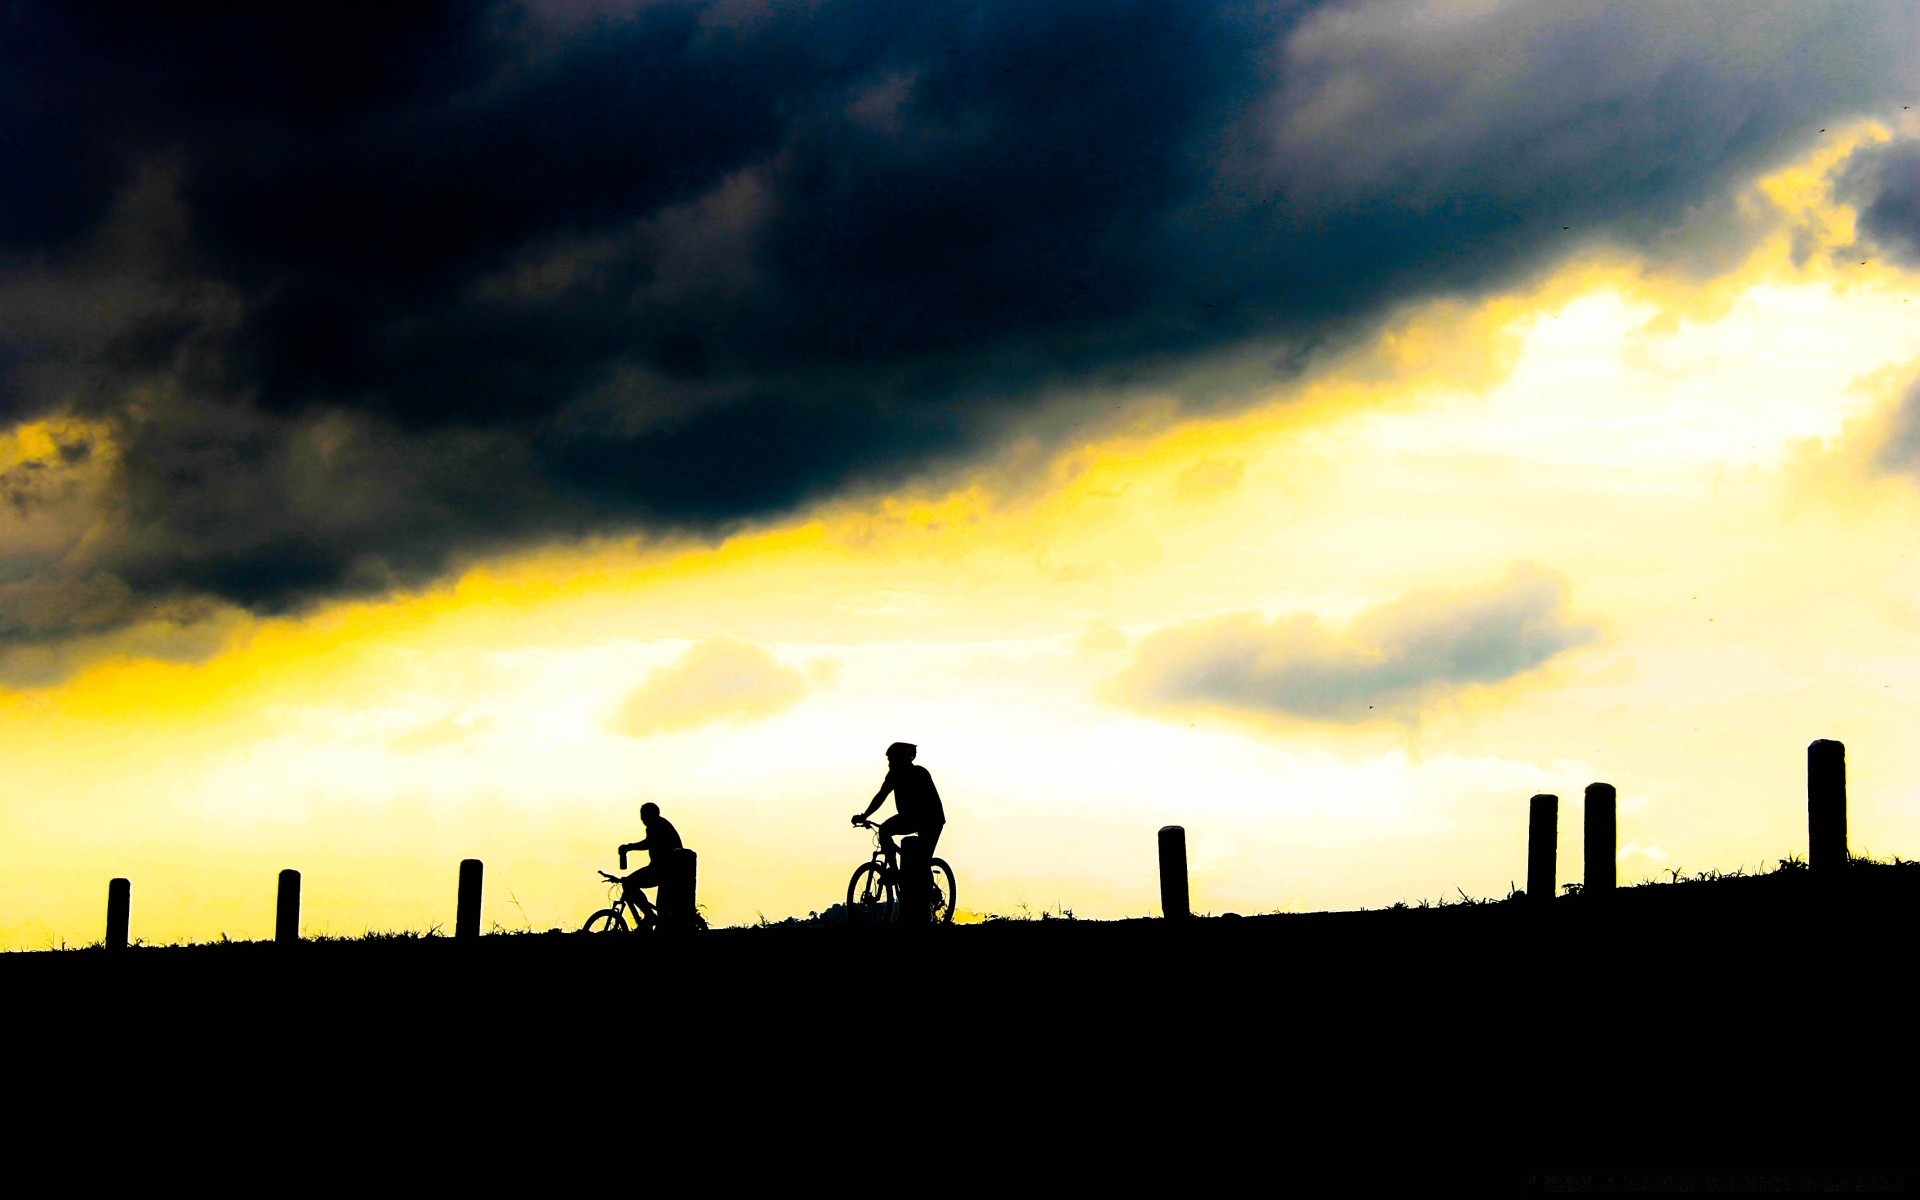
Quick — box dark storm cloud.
[1112,565,1597,722]
[0,0,1913,673]
[1842,135,1920,479]
[1840,135,1920,266]
[1872,374,1920,474]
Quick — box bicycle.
[582,870,659,933]
[582,866,709,933]
[846,818,955,925]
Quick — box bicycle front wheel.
[930,859,956,925]
[846,862,896,924]
[582,907,628,933]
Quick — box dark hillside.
[8,861,1913,1188]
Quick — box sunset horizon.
[5,2,1920,951]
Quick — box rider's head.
[640,801,661,821]
[885,741,917,763]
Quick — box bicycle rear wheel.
[846,862,896,924]
[581,907,628,933]
[930,859,956,925]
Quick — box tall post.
[457,858,483,940]
[106,878,131,950]
[680,849,698,930]
[1158,825,1189,920]
[1584,782,1616,896]
[1527,795,1557,906]
[275,869,301,945]
[1808,739,1847,873]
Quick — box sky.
[4,1,1920,945]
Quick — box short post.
[1527,795,1557,906]
[898,840,929,927]
[1584,782,1616,896]
[275,869,301,944]
[456,858,483,940]
[1808,739,1847,873]
[658,848,699,931]
[1158,825,1189,920]
[106,878,131,950]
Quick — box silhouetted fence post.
[276,869,301,944]
[1527,795,1557,906]
[1808,739,1847,873]
[897,840,929,928]
[106,878,130,950]
[658,848,699,931]
[1584,783,1616,896]
[457,859,483,940]
[1158,825,1189,920]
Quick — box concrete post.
[1527,795,1558,906]
[1158,825,1189,920]
[898,841,929,927]
[1808,739,1847,873]
[106,878,130,950]
[457,859,483,940]
[276,869,301,944]
[680,849,698,929]
[1584,782,1616,896]
[655,848,699,931]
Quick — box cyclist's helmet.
[640,801,661,820]
[886,742,917,761]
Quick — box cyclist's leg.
[877,814,913,866]
[623,863,661,917]
[623,863,661,888]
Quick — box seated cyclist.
[851,741,946,863]
[617,802,683,899]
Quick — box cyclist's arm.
[855,777,894,821]
[619,837,651,855]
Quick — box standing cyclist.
[852,742,946,864]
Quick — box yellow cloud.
[613,635,819,736]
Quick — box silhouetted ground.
[8,861,1913,1189]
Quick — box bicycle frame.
[868,827,896,873]
[600,873,659,928]
[585,864,705,934]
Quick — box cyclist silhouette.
[852,742,946,864]
[618,802,684,891]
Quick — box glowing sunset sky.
[4,2,1920,946]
